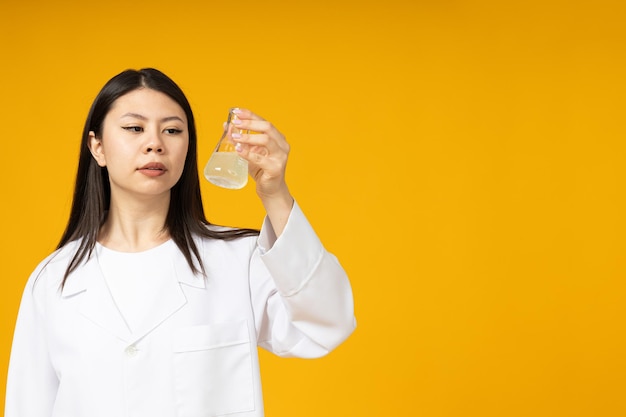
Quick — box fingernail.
[235,142,242,152]
[232,108,242,114]
[231,133,242,139]
[232,119,242,125]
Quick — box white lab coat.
[5,202,355,417]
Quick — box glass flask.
[203,108,249,189]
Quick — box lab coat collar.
[60,244,206,297]
[59,243,206,344]
[171,242,207,289]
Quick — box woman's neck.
[98,193,171,252]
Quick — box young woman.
[5,68,355,417]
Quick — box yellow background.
[1,0,625,416]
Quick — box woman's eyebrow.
[121,112,148,120]
[120,112,184,123]
[161,116,185,123]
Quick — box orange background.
[1,1,625,416]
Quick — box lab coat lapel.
[62,258,133,342]
[127,256,197,344]
[61,244,206,345]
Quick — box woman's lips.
[138,162,167,177]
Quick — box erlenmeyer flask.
[203,108,249,189]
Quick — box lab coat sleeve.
[250,201,356,358]
[5,268,59,417]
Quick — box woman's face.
[89,88,189,201]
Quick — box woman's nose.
[146,144,163,153]
[145,133,164,153]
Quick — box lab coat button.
[125,345,138,357]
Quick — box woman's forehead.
[108,88,187,121]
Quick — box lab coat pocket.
[173,321,254,417]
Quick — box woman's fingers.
[236,136,287,169]
[232,109,283,140]
[233,132,288,155]
[230,109,289,156]
[226,109,291,197]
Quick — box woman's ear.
[88,131,106,167]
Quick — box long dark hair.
[57,68,258,286]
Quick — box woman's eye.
[165,128,183,134]
[123,126,143,132]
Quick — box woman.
[5,68,355,417]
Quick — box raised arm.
[228,108,294,237]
